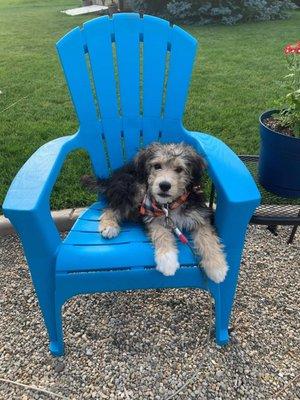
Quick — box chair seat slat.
[64,228,149,245]
[58,205,196,272]
[71,219,142,233]
[56,241,196,272]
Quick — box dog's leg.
[148,222,179,276]
[99,208,121,239]
[192,223,228,283]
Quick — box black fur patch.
[185,152,206,190]
[184,190,212,221]
[98,163,143,220]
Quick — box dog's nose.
[159,181,171,192]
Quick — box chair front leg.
[213,200,253,345]
[8,208,64,355]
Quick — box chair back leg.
[29,258,64,356]
[214,287,230,345]
[49,301,64,356]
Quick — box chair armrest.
[184,130,260,206]
[3,135,78,213]
[3,135,79,260]
[184,130,261,248]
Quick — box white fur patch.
[100,225,120,239]
[156,251,180,276]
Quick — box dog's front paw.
[202,256,228,283]
[156,251,180,276]
[99,221,120,239]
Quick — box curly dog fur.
[82,142,228,283]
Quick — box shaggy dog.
[83,142,228,283]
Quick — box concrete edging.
[0,208,86,237]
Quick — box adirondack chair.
[3,13,260,356]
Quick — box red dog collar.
[140,192,190,218]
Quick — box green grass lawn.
[0,0,299,211]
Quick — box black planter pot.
[259,110,300,198]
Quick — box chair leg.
[214,288,230,346]
[48,303,64,357]
[26,260,65,356]
[7,213,65,355]
[34,287,64,356]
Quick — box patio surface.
[0,225,299,399]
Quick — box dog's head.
[134,142,206,204]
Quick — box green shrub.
[128,0,297,25]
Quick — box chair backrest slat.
[101,117,124,170]
[83,17,124,170]
[143,15,170,119]
[83,16,119,119]
[113,13,141,160]
[57,27,99,130]
[113,13,141,117]
[56,27,109,176]
[164,25,197,121]
[142,15,170,145]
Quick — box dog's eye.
[153,163,162,170]
[175,167,183,173]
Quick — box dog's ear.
[134,148,149,183]
[188,152,206,186]
[134,144,158,183]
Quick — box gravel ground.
[0,225,299,400]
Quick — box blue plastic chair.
[3,13,260,356]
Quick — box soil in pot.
[263,116,295,137]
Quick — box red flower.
[284,44,293,54]
[284,42,300,55]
